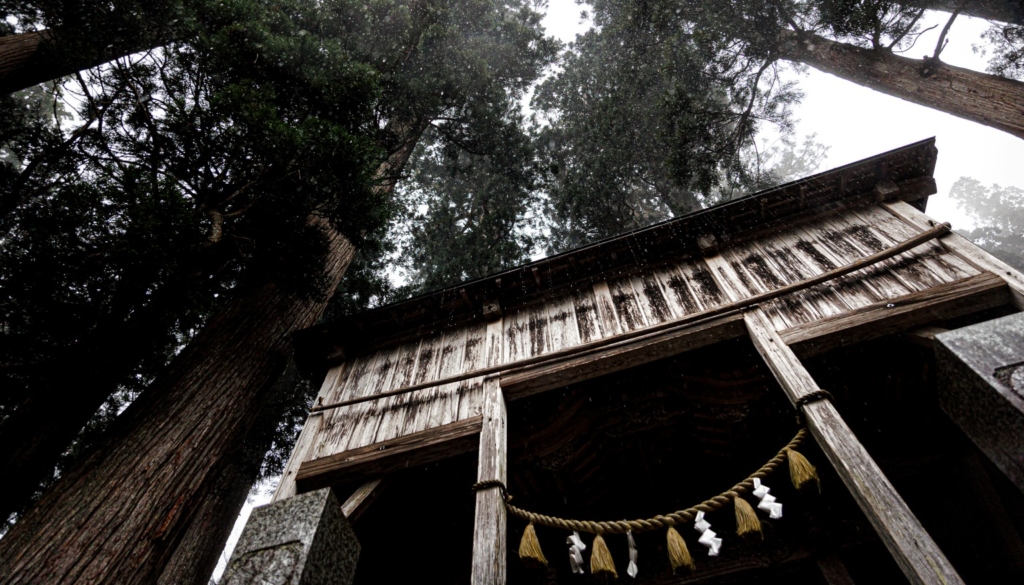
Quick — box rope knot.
[794,390,834,424]
[472,479,510,502]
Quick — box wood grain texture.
[780,272,1011,357]
[740,305,964,585]
[883,200,1024,309]
[341,477,386,522]
[296,416,483,493]
[273,364,348,502]
[471,379,506,585]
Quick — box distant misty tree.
[950,177,1024,271]
[396,108,543,294]
[535,0,803,253]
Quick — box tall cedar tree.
[0,1,555,583]
[398,107,542,293]
[688,1,1024,140]
[534,0,802,252]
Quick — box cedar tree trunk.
[0,244,237,524]
[0,221,355,584]
[0,30,154,95]
[156,360,304,585]
[778,29,1024,140]
[911,0,1024,24]
[0,121,425,584]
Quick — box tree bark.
[0,247,235,524]
[0,221,355,584]
[155,360,303,585]
[777,29,1024,140]
[910,0,1024,25]
[0,116,425,583]
[0,29,154,95]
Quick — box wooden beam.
[341,478,387,523]
[702,253,964,585]
[295,415,482,493]
[883,200,1024,309]
[472,379,507,585]
[779,272,1010,357]
[744,306,963,585]
[500,314,745,399]
[816,553,856,585]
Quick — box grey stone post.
[221,488,360,585]
[936,312,1024,493]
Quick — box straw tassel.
[666,526,695,573]
[518,523,547,569]
[786,448,821,492]
[733,496,762,539]
[590,534,618,578]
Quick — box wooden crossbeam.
[780,272,1010,357]
[500,314,746,399]
[295,416,483,493]
[471,379,507,584]
[883,200,1024,309]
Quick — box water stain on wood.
[666,273,701,315]
[640,274,671,322]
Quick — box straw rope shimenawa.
[472,428,809,536]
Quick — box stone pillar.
[936,312,1024,493]
[221,488,360,585]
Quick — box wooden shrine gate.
[226,139,1024,585]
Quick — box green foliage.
[981,23,1024,79]
[534,0,800,252]
[398,113,542,293]
[950,177,1024,271]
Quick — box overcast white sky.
[214,5,1023,580]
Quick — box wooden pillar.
[471,378,507,585]
[702,254,964,585]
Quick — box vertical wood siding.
[304,204,981,461]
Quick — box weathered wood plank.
[296,415,483,493]
[572,287,605,343]
[883,200,1024,309]
[546,292,581,352]
[592,280,623,338]
[397,332,446,438]
[630,272,673,325]
[651,263,697,318]
[803,216,913,301]
[424,328,468,430]
[274,364,348,501]
[314,354,376,459]
[704,247,791,331]
[456,323,488,422]
[501,314,746,399]
[746,236,844,324]
[791,218,889,305]
[341,478,387,522]
[339,345,402,452]
[773,221,875,314]
[780,272,1011,357]
[471,379,506,585]
[609,276,650,332]
[525,303,551,357]
[742,305,964,585]
[372,339,425,445]
[828,212,941,293]
[851,206,977,283]
[719,244,797,330]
